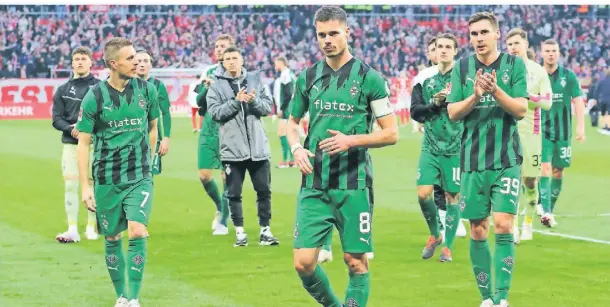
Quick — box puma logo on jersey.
[466,77,475,84]
[103,106,112,111]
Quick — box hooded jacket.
[206,67,273,162]
[52,73,100,144]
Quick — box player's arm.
[488,58,528,119]
[286,75,315,174]
[569,71,586,142]
[75,91,97,211]
[51,85,74,133]
[148,84,160,156]
[410,82,441,122]
[157,82,171,139]
[447,63,478,121]
[206,84,241,123]
[249,82,273,117]
[528,68,553,111]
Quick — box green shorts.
[417,151,461,193]
[293,188,373,253]
[94,178,154,236]
[542,138,571,168]
[198,134,222,170]
[460,165,521,220]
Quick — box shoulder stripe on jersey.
[459,57,469,85]
[336,58,356,89]
[321,63,333,91]
[505,53,515,66]
[305,63,318,92]
[358,61,371,78]
[92,85,104,117]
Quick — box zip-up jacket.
[52,73,100,144]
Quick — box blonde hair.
[103,37,133,67]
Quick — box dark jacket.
[595,76,610,104]
[206,67,273,162]
[52,73,100,144]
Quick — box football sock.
[299,265,342,306]
[524,185,538,223]
[345,272,370,307]
[321,244,332,252]
[280,136,289,162]
[220,181,230,226]
[494,234,515,302]
[419,197,441,239]
[104,238,126,298]
[539,176,552,214]
[128,237,147,300]
[444,203,461,249]
[550,177,563,213]
[470,239,492,301]
[201,179,222,212]
[64,180,79,229]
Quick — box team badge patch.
[560,77,566,88]
[350,82,359,98]
[502,71,510,85]
[139,95,146,109]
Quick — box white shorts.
[61,144,93,179]
[520,133,542,178]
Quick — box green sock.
[494,234,515,302]
[299,265,342,307]
[419,197,440,239]
[127,238,147,300]
[539,176,552,214]
[469,239,492,300]
[280,135,289,162]
[444,203,461,249]
[550,177,563,213]
[524,186,538,223]
[202,179,222,212]
[345,272,370,307]
[220,181,230,226]
[104,238,126,298]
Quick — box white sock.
[438,209,447,229]
[65,180,79,229]
[236,227,245,234]
[260,226,270,234]
[87,211,97,229]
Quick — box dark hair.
[314,6,347,24]
[136,48,153,60]
[71,46,93,59]
[223,46,241,56]
[468,11,499,29]
[436,33,458,49]
[428,38,437,48]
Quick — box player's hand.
[71,127,79,138]
[576,126,585,143]
[159,138,169,156]
[294,147,315,175]
[82,186,96,213]
[245,89,256,103]
[319,129,354,156]
[235,88,249,102]
[480,70,498,95]
[474,69,485,99]
[433,89,448,106]
[203,77,214,87]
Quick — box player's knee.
[523,177,537,189]
[198,170,213,183]
[445,192,459,204]
[293,256,316,275]
[343,253,368,274]
[552,168,564,179]
[64,179,79,191]
[541,163,552,176]
[417,186,433,202]
[128,223,148,239]
[105,234,122,242]
[469,219,489,239]
[493,213,513,234]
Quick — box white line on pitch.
[533,229,610,245]
[553,213,610,218]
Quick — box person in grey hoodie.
[206,46,279,247]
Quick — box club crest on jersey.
[139,96,146,109]
[502,71,510,85]
[350,81,360,98]
[560,77,566,88]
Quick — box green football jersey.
[542,66,583,141]
[76,78,160,185]
[447,53,528,172]
[290,57,390,190]
[147,76,171,139]
[419,69,463,156]
[197,64,221,138]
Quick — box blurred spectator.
[0,4,607,81]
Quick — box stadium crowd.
[0,5,608,85]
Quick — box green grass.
[1,118,609,307]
